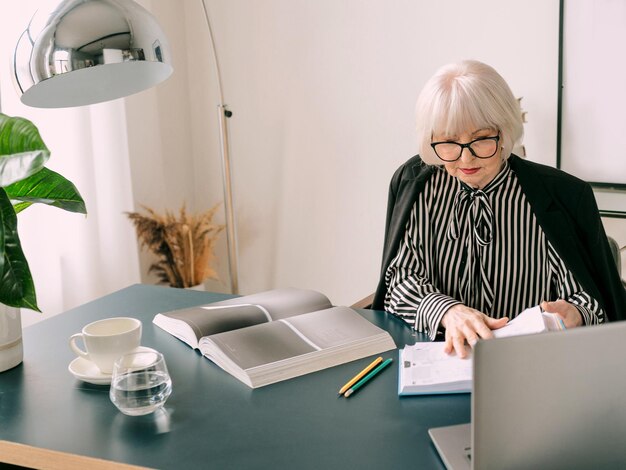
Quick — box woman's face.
[434,128,503,189]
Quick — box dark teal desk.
[0,284,469,469]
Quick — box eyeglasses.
[430,133,500,162]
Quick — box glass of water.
[109,348,172,416]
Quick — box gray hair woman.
[372,60,626,357]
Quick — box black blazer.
[372,155,626,322]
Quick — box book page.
[164,304,270,339]
[204,321,318,370]
[283,307,387,350]
[208,288,332,320]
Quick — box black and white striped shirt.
[384,162,605,340]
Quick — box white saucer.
[68,346,157,386]
[68,356,112,385]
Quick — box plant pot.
[0,305,23,372]
[186,283,205,291]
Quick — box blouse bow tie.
[447,187,494,246]
[445,162,511,312]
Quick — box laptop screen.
[471,321,626,469]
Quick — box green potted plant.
[0,113,86,372]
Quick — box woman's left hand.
[540,299,583,328]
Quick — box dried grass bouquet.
[127,204,224,288]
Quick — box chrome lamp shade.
[13,0,173,108]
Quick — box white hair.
[415,60,524,165]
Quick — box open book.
[153,288,396,388]
[398,306,565,396]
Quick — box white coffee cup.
[69,317,142,374]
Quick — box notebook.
[429,320,626,469]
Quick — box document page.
[493,306,546,338]
[541,312,566,331]
[493,306,565,339]
[401,342,472,389]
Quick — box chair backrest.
[608,235,622,276]
[351,293,374,310]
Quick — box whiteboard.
[560,0,626,188]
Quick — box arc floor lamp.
[13,0,239,294]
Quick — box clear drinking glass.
[109,349,172,416]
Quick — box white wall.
[130,0,560,305]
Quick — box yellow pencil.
[338,356,383,396]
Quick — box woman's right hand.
[440,304,508,358]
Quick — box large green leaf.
[0,114,50,187]
[0,193,5,277]
[5,167,86,214]
[0,188,38,311]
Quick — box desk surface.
[0,285,469,469]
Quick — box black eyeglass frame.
[430,133,501,162]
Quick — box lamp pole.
[201,0,239,294]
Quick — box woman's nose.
[459,146,475,162]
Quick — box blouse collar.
[458,160,511,195]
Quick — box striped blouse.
[383,162,605,340]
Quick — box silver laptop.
[429,321,626,469]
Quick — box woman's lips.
[460,168,480,175]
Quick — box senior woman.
[372,60,626,357]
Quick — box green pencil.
[344,358,393,397]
